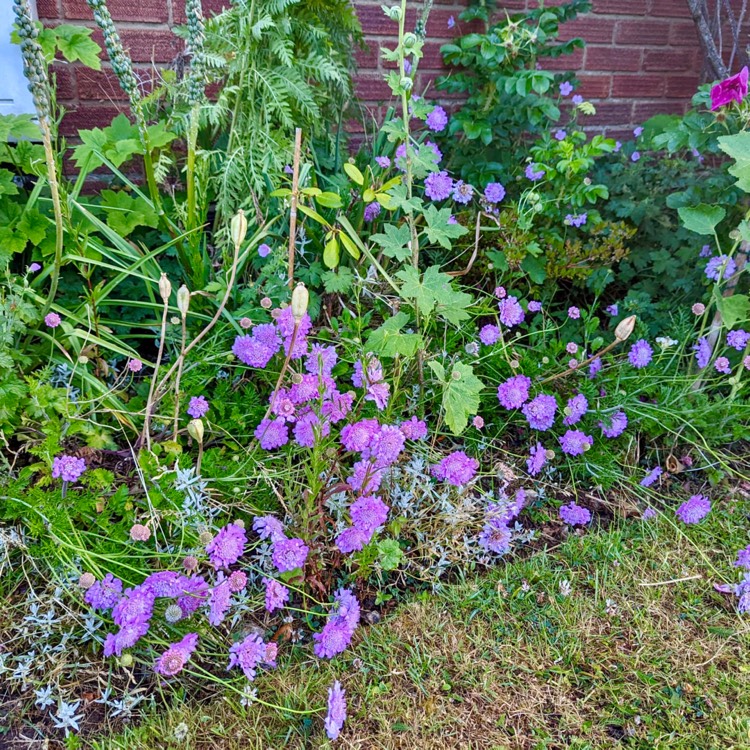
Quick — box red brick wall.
[38,0,706,139]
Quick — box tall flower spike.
[13,0,50,120]
[185,0,207,106]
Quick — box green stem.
[39,117,64,317]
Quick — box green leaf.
[715,293,750,328]
[145,121,177,150]
[521,253,547,283]
[73,114,142,171]
[422,205,469,249]
[718,131,750,192]
[386,183,424,214]
[343,162,364,185]
[323,236,340,269]
[315,191,343,209]
[0,113,40,142]
[427,359,484,435]
[396,265,473,324]
[365,311,421,358]
[100,190,159,236]
[377,539,403,571]
[17,209,49,246]
[53,25,102,69]
[677,204,726,235]
[322,267,354,294]
[338,231,361,261]
[0,169,19,196]
[371,223,412,262]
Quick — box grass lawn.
[98,492,750,750]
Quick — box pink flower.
[45,312,61,328]
[710,66,749,110]
[154,633,198,676]
[692,303,705,315]
[472,415,484,429]
[127,358,143,373]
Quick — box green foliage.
[427,359,484,435]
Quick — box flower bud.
[400,77,413,91]
[158,273,172,302]
[188,418,204,444]
[291,283,309,322]
[231,209,248,249]
[177,285,190,318]
[403,32,417,48]
[119,653,134,667]
[384,4,401,20]
[614,314,637,341]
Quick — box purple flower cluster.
[640,466,662,487]
[326,681,347,740]
[478,489,526,556]
[263,577,290,612]
[452,180,474,204]
[522,394,557,431]
[430,450,479,487]
[313,588,360,659]
[497,374,531,410]
[563,394,588,426]
[675,494,711,524]
[187,395,209,419]
[253,514,309,572]
[479,324,501,346]
[426,105,448,132]
[559,501,591,526]
[735,544,750,569]
[527,442,547,476]
[400,416,428,440]
[205,522,247,569]
[484,182,506,204]
[353,355,390,410]
[84,573,123,611]
[52,454,87,483]
[565,213,587,228]
[705,255,737,282]
[364,202,381,222]
[154,633,199,677]
[628,339,653,369]
[727,330,750,350]
[525,163,545,181]
[424,170,453,201]
[599,411,627,438]
[559,430,593,456]
[694,337,712,369]
[498,296,525,327]
[228,633,278,681]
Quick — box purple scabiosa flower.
[700,244,713,258]
[563,394,588,426]
[554,129,567,141]
[452,180,474,204]
[494,286,507,299]
[567,306,580,320]
[232,324,282,368]
[479,324,501,346]
[103,620,151,657]
[253,515,285,543]
[271,392,296,422]
[710,66,749,109]
[175,575,209,617]
[187,395,209,419]
[498,296,525,327]
[599,411,627,438]
[228,571,247,592]
[572,94,583,105]
[497,375,531,410]
[675,494,711,524]
[228,633,276,681]
[430,450,479,486]
[52,455,86,483]
[84,574,123,611]
[127,358,143,373]
[364,202,381,222]
[272,537,309,572]
[400,416,428,440]
[254,417,289,450]
[628,339,653,369]
[565,213,587,228]
[326,681,347,740]
[45,312,61,328]
[478,517,512,555]
[640,466,662,487]
[350,495,389,532]
[473,415,484,429]
[633,126,643,137]
[588,357,602,379]
[143,571,183,598]
[522,394,557,431]
[348,459,384,494]
[705,255,737,281]
[274,306,312,360]
[568,358,579,369]
[370,424,406,468]
[525,163,545,181]
[336,525,370,553]
[263,577,290,612]
[258,243,272,258]
[424,140,443,164]
[313,589,360,659]
[631,151,640,162]
[484,182,506,203]
[727,330,750,350]
[403,59,412,74]
[559,81,573,96]
[735,545,750,569]
[375,156,391,169]
[559,502,591,526]
[206,522,246,569]
[341,418,381,453]
[154,633,198,677]
[112,586,155,627]
[424,170,453,201]
[606,304,619,316]
[293,409,330,448]
[642,507,657,520]
[694,336,712,369]
[527,442,547,476]
[715,356,731,374]
[426,105,448,132]
[559,429,593,456]
[566,342,579,355]
[322,390,355,424]
[367,381,390,411]
[207,577,232,626]
[528,300,542,312]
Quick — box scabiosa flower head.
[176,575,209,617]
[715,356,731,374]
[563,394,588,426]
[599,411,627,438]
[555,129,567,141]
[525,163,545,181]
[628,339,653,368]
[727,330,750,350]
[326,681,347,740]
[28,262,41,272]
[473,415,484,429]
[565,213,587,228]
[423,140,442,164]
[497,375,531,409]
[426,105,448,132]
[322,390,355,424]
[631,151,640,162]
[112,585,155,627]
[498,296,525,327]
[369,424,406,468]
[559,502,591,526]
[494,286,507,299]
[232,324,281,368]
[447,14,455,28]
[254,417,289,450]
[640,466,662,487]
[527,442,547,476]
[253,515,285,543]
[274,306,312,360]
[228,570,247,593]
[206,522,247,569]
[45,312,61,328]
[479,324,501,346]
[735,545,750,569]
[567,306,580,320]
[559,429,593,456]
[293,409,330,448]
[84,574,123,611]
[127,358,143,373]
[263,577,290,612]
[164,604,183,623]
[430,450,479,486]
[350,495,389,532]
[452,180,474,204]
[313,619,354,659]
[272,537,309,572]
[694,336,712,369]
[52,455,86,483]
[588,357,602,379]
[700,244,713,258]
[705,255,737,281]
[154,633,198,677]
[484,182,506,203]
[258,243,272,258]
[614,140,622,152]
[341,418,380,453]
[606,304,619,316]
[79,572,96,590]
[187,395,209,419]
[228,633,276,681]
[400,416,428,440]
[566,342,578,355]
[528,300,542,312]
[522,394,557,431]
[348,459,384,494]
[633,125,643,137]
[478,517,512,555]
[335,525,370,553]
[129,523,151,542]
[676,494,711,524]
[559,81,573,96]
[364,202,381,222]
[207,577,232,626]
[424,170,453,201]
[690,304,706,319]
[642,507,657,520]
[375,155,391,169]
